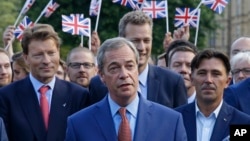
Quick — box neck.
[187,87,195,98]
[197,100,221,117]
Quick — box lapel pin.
[63,103,67,107]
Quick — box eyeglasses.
[68,62,95,69]
[231,68,250,76]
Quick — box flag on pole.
[43,0,60,17]
[62,14,91,37]
[174,7,200,28]
[142,1,167,19]
[202,0,229,14]
[89,0,101,16]
[21,0,36,14]
[112,0,139,10]
[14,16,34,41]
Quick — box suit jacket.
[0,76,89,141]
[0,118,8,141]
[175,102,250,141]
[224,78,250,115]
[65,95,187,141]
[89,64,187,108]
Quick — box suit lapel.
[210,102,231,141]
[47,79,69,140]
[183,103,197,141]
[147,65,160,101]
[133,97,151,141]
[16,77,46,140]
[94,97,117,141]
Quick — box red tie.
[118,108,132,141]
[39,85,49,130]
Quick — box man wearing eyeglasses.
[66,47,97,88]
[230,51,250,84]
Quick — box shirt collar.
[139,64,149,87]
[195,100,223,118]
[29,73,56,92]
[109,93,139,118]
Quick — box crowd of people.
[0,10,250,141]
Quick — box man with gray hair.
[65,37,187,141]
[230,51,250,84]
[89,11,187,108]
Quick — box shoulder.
[148,100,183,118]
[149,65,181,79]
[175,103,193,113]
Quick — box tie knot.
[119,107,127,118]
[39,85,49,95]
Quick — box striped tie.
[118,107,132,141]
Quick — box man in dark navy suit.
[176,49,250,141]
[0,24,89,141]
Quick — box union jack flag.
[62,14,91,37]
[202,0,229,14]
[112,0,139,10]
[43,0,60,18]
[14,16,34,41]
[142,1,167,19]
[174,7,200,28]
[21,0,36,14]
[89,0,101,16]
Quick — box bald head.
[231,37,250,58]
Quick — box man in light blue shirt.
[176,49,250,141]
[65,37,187,141]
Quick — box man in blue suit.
[224,78,250,115]
[65,37,187,141]
[89,11,187,108]
[0,24,89,141]
[176,49,250,141]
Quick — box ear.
[225,75,232,88]
[98,70,105,85]
[190,73,195,85]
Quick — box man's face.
[191,58,231,105]
[56,65,65,80]
[170,51,195,89]
[67,51,97,87]
[124,23,152,73]
[231,59,250,83]
[99,45,139,106]
[23,39,60,83]
[0,52,12,87]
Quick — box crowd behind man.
[1,10,250,141]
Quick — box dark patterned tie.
[118,107,132,141]
[39,85,49,130]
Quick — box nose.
[0,66,7,74]
[42,54,51,64]
[79,65,86,71]
[119,67,129,79]
[136,40,145,51]
[179,64,189,74]
[204,73,213,84]
[237,71,245,80]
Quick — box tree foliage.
[2,0,216,60]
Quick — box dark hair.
[191,49,230,75]
[21,24,61,55]
[165,39,198,67]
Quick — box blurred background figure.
[56,59,69,81]
[0,48,12,87]
[11,52,29,82]
[66,47,97,88]
[230,51,250,84]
